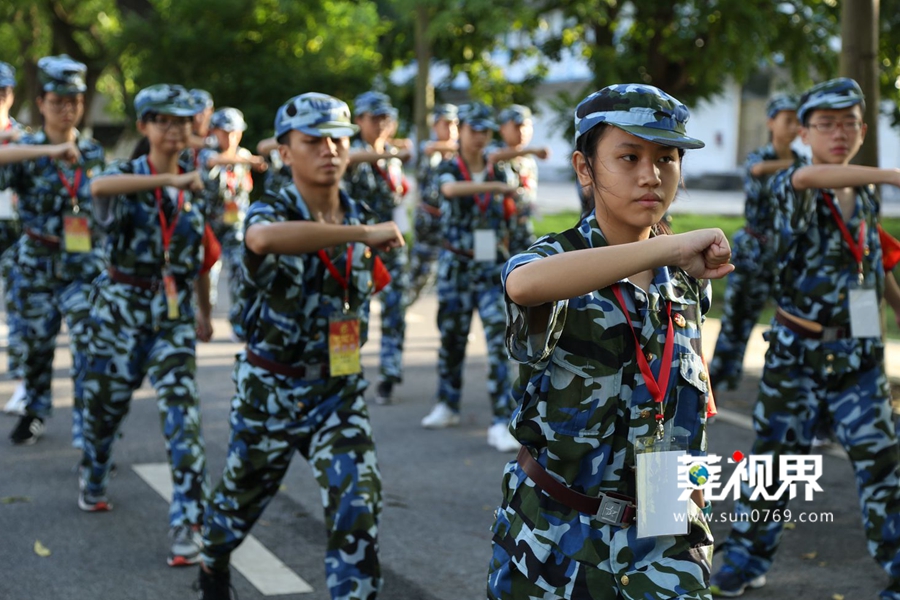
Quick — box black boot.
[196,566,235,600]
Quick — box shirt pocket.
[545,352,621,437]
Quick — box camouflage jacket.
[770,165,885,331]
[436,153,512,267]
[240,184,378,369]
[742,144,805,235]
[198,146,254,237]
[0,129,105,280]
[415,141,450,210]
[343,138,406,223]
[502,210,711,498]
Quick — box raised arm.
[791,165,900,191]
[749,158,796,178]
[245,220,404,257]
[440,180,516,198]
[0,141,79,165]
[91,171,203,197]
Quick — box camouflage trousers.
[436,257,514,421]
[709,229,774,391]
[718,327,900,595]
[209,228,244,337]
[0,243,23,376]
[488,458,713,599]
[81,281,209,527]
[406,205,442,307]
[12,262,94,447]
[203,357,382,600]
[375,245,409,384]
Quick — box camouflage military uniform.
[715,165,900,591]
[199,146,254,335]
[407,140,446,305]
[79,152,210,527]
[343,137,409,385]
[500,151,537,256]
[2,129,105,444]
[709,145,804,390]
[202,185,383,599]
[488,212,714,599]
[0,116,26,376]
[434,153,515,421]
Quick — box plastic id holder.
[635,433,689,538]
[63,212,92,253]
[473,229,497,263]
[162,268,180,320]
[848,278,880,338]
[329,316,361,377]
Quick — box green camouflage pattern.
[489,210,714,598]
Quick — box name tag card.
[635,435,688,538]
[849,286,880,338]
[473,229,497,263]
[0,189,14,220]
[329,317,361,376]
[63,213,92,253]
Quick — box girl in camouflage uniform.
[79,84,212,569]
[488,84,734,600]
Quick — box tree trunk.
[840,0,880,167]
[413,4,433,148]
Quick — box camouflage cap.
[275,92,359,139]
[797,78,865,125]
[134,84,201,119]
[0,62,15,89]
[432,103,458,121]
[189,89,214,110]
[458,102,498,131]
[37,55,87,95]
[210,107,247,132]
[354,91,393,117]
[574,83,704,149]
[765,93,799,119]
[498,104,532,125]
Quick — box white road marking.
[133,463,314,595]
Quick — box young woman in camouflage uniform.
[488,84,734,599]
[198,93,404,600]
[78,84,212,569]
[0,55,106,447]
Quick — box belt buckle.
[821,327,839,342]
[597,494,629,526]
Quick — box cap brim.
[0,79,15,88]
[613,124,705,150]
[158,106,203,117]
[463,119,498,132]
[799,97,863,123]
[300,123,360,138]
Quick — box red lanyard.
[822,192,867,284]
[318,245,354,313]
[147,159,185,267]
[57,165,83,212]
[455,156,494,214]
[612,283,674,438]
[374,161,401,194]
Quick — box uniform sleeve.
[769,165,815,258]
[0,133,36,192]
[92,159,132,229]
[242,198,286,291]
[501,236,568,367]
[741,148,766,200]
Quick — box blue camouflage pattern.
[0,116,26,375]
[274,93,359,139]
[488,210,714,599]
[715,166,900,599]
[765,93,799,119]
[134,83,200,119]
[408,140,449,305]
[1,129,105,446]
[37,55,86,95]
[80,152,210,527]
[0,61,15,88]
[203,183,383,599]
[797,78,865,125]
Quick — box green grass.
[532,211,900,340]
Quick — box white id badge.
[392,205,411,234]
[849,284,881,338]
[473,229,497,263]
[0,189,14,220]
[635,435,688,538]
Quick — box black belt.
[517,446,636,526]
[25,228,61,250]
[107,266,189,293]
[245,348,329,380]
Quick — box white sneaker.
[3,381,26,415]
[421,403,460,429]
[487,422,520,452]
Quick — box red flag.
[373,255,392,293]
[878,225,900,271]
[200,224,221,274]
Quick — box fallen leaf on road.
[783,522,796,530]
[1,496,31,504]
[801,551,817,560]
[833,594,844,600]
[34,541,51,557]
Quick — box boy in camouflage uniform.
[710,79,900,598]
[0,61,27,412]
[407,103,458,306]
[79,84,212,568]
[344,91,411,405]
[198,107,267,340]
[198,93,404,600]
[710,94,803,392]
[489,83,733,600]
[488,104,550,255]
[419,102,521,452]
[0,55,105,447]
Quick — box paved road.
[1,291,895,600]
